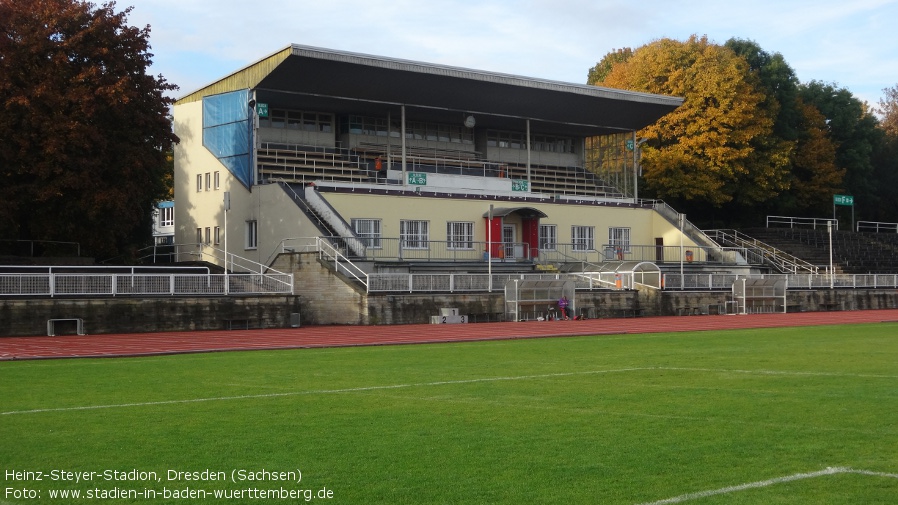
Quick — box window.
[400,220,429,249]
[246,220,258,249]
[609,227,631,252]
[341,116,472,144]
[352,218,382,248]
[214,226,221,245]
[196,174,203,192]
[160,207,174,227]
[539,224,557,251]
[204,227,211,245]
[446,222,474,250]
[487,130,574,153]
[572,225,595,251]
[196,228,203,244]
[261,108,332,132]
[204,172,211,191]
[214,171,220,190]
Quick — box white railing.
[857,221,898,233]
[367,272,633,293]
[317,237,369,289]
[767,215,838,230]
[0,273,294,297]
[707,229,818,274]
[662,273,898,291]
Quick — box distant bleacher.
[742,226,898,274]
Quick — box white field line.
[1,367,650,416]
[3,366,896,416]
[635,467,898,505]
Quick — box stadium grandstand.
[4,44,898,336]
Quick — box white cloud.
[125,0,898,104]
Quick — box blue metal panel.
[203,89,252,188]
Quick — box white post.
[828,220,834,289]
[679,213,685,282]
[401,105,407,187]
[223,191,230,295]
[488,204,493,292]
[526,119,531,184]
[633,131,638,202]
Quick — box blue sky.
[125,0,898,109]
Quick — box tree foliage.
[878,84,898,138]
[589,35,791,207]
[799,81,882,219]
[585,35,898,226]
[0,0,178,259]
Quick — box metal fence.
[0,273,294,297]
[367,272,631,293]
[663,273,898,291]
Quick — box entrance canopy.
[482,207,548,219]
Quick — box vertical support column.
[526,119,532,185]
[386,110,392,171]
[632,130,638,202]
[401,105,407,187]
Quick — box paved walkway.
[3,309,898,361]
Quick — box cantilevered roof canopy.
[178,44,683,137]
[482,207,549,219]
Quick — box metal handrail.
[767,215,838,230]
[317,237,369,291]
[708,229,818,274]
[857,221,898,233]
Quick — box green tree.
[789,99,845,213]
[589,35,791,209]
[799,81,882,222]
[726,38,844,218]
[872,84,898,221]
[0,0,178,259]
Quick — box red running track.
[2,309,898,361]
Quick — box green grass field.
[2,323,897,504]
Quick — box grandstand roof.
[177,44,683,137]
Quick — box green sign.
[834,194,854,206]
[625,139,634,151]
[408,172,427,185]
[511,180,529,192]
[256,102,269,118]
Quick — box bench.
[223,319,249,330]
[47,318,86,336]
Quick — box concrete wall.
[0,296,301,337]
[273,252,368,325]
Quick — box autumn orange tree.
[589,35,792,210]
[0,0,178,259]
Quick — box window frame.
[571,225,595,252]
[446,221,474,250]
[400,220,429,250]
[539,224,557,251]
[352,218,382,249]
[245,220,258,250]
[609,227,631,253]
